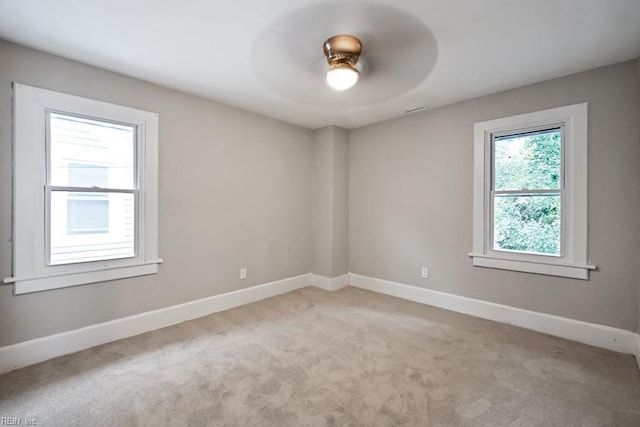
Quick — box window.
[6,83,161,294]
[66,163,110,236]
[492,127,562,256]
[49,114,135,265]
[470,103,595,279]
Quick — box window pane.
[493,194,561,255]
[49,112,136,189]
[50,191,135,265]
[494,129,561,191]
[68,163,109,188]
[67,196,109,235]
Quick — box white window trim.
[4,83,162,294]
[469,103,595,280]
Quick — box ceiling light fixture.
[323,34,362,91]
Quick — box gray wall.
[1,40,638,347]
[312,126,348,277]
[0,41,314,346]
[331,128,349,276]
[349,60,640,331]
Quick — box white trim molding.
[4,259,164,294]
[468,253,595,280]
[0,273,311,374]
[311,274,349,291]
[349,273,639,357]
[10,83,161,294]
[2,272,638,374]
[471,103,595,279]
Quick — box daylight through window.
[48,113,137,265]
[8,83,161,294]
[492,127,562,256]
[470,103,594,279]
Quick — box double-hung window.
[6,84,161,294]
[470,103,595,279]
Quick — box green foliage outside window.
[493,130,561,255]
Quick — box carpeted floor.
[0,286,639,426]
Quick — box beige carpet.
[0,286,639,426]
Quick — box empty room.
[1,0,640,425]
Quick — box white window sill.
[468,253,595,280]
[4,259,163,295]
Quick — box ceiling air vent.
[403,106,426,114]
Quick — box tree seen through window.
[492,129,562,255]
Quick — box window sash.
[490,191,562,257]
[45,109,139,191]
[490,124,564,192]
[45,110,141,267]
[44,186,139,266]
[488,125,566,258]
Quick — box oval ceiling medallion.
[251,1,438,108]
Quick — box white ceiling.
[1,0,639,129]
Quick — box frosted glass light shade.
[326,65,359,90]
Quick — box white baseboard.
[0,273,312,374]
[3,271,638,374]
[349,273,639,357]
[311,274,349,291]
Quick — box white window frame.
[5,83,162,294]
[470,103,595,280]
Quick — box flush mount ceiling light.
[323,34,362,91]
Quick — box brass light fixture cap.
[323,34,362,67]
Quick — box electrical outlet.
[240,268,247,279]
[421,267,429,279]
